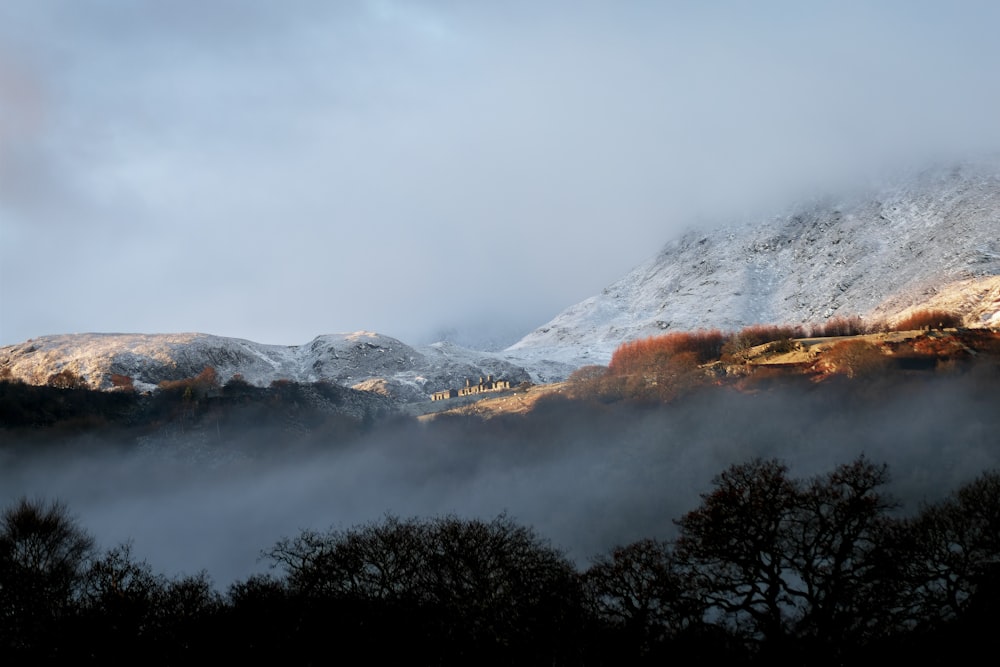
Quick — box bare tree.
[0,498,95,652]
[674,458,904,658]
[583,538,703,655]
[909,470,1000,624]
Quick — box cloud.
[3,1,1000,346]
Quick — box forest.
[0,458,997,664]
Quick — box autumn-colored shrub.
[609,330,726,376]
[739,324,806,348]
[109,373,135,392]
[606,333,719,402]
[911,335,967,357]
[157,366,220,398]
[865,318,891,334]
[811,316,867,338]
[46,369,87,389]
[891,309,963,332]
[821,340,888,379]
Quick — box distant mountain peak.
[506,161,1000,367]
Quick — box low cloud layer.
[3,1,1000,347]
[2,370,997,585]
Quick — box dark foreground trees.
[581,460,1000,664]
[0,498,95,654]
[0,461,998,665]
[0,500,222,664]
[671,457,906,663]
[263,513,585,664]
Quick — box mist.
[2,369,997,587]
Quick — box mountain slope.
[4,162,999,390]
[506,162,1000,367]
[0,331,531,402]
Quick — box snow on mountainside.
[0,331,531,402]
[4,162,1000,391]
[506,161,1000,367]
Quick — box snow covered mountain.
[0,331,532,402]
[4,161,999,393]
[506,161,1000,367]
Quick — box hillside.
[4,161,1000,392]
[0,331,531,402]
[506,161,1000,368]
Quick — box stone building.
[430,375,511,401]
[431,388,458,401]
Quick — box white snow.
[506,160,1000,369]
[0,331,534,401]
[3,161,999,393]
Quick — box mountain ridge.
[506,161,1000,367]
[0,331,534,403]
[4,161,999,396]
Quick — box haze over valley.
[2,3,1000,661]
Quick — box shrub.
[609,330,726,375]
[565,365,612,400]
[822,340,888,379]
[812,316,867,337]
[608,335,710,402]
[46,369,87,389]
[158,367,220,397]
[109,374,135,392]
[223,373,253,396]
[892,309,963,332]
[911,335,967,357]
[721,324,805,363]
[766,337,797,355]
[567,365,610,384]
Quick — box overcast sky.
[2,1,999,348]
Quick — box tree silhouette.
[265,514,583,663]
[675,458,799,647]
[910,470,1000,624]
[0,498,95,655]
[583,538,703,657]
[674,457,904,660]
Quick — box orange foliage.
[109,373,135,392]
[911,335,966,357]
[608,330,726,375]
[821,340,888,379]
[811,316,867,338]
[608,333,721,402]
[46,369,86,389]
[892,309,962,332]
[157,366,220,396]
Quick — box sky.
[2,1,1000,349]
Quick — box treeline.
[1,458,997,665]
[0,371,391,452]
